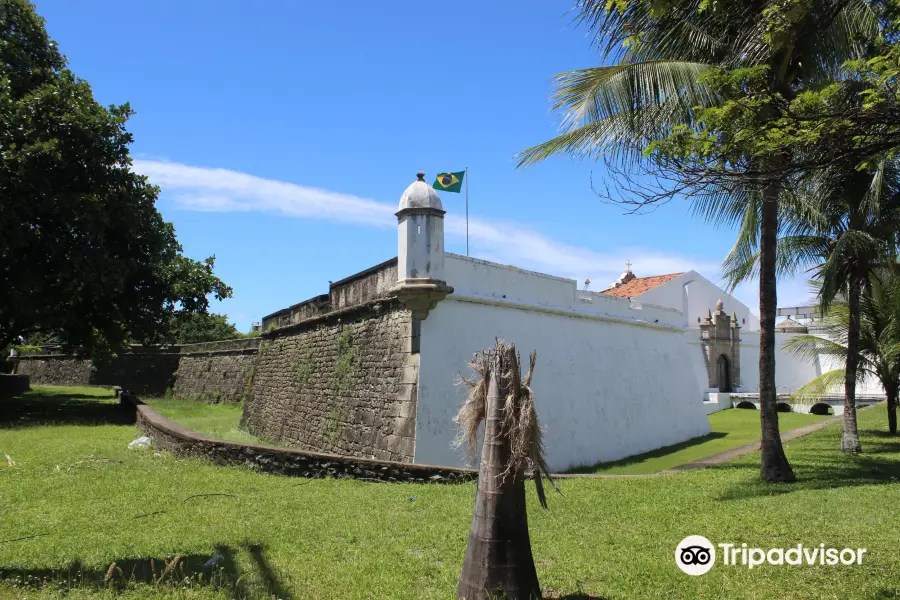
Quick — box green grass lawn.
[144,396,265,446]
[1,386,898,599]
[576,409,831,475]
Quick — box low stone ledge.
[178,338,262,354]
[118,390,477,484]
[0,374,30,400]
[172,348,259,358]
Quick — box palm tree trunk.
[758,182,795,482]
[842,275,863,453]
[886,383,898,436]
[458,350,541,600]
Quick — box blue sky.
[35,0,812,331]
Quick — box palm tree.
[516,0,877,481]
[455,341,557,600]
[785,271,900,435]
[725,160,900,451]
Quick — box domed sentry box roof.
[398,172,443,214]
[776,317,808,333]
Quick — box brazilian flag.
[433,171,465,193]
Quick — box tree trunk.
[842,275,863,453]
[458,351,541,600]
[758,181,795,482]
[0,333,15,353]
[886,384,897,436]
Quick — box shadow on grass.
[715,426,900,501]
[0,393,130,429]
[566,432,728,474]
[0,542,291,598]
[45,392,115,400]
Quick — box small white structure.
[396,171,446,284]
[392,172,452,320]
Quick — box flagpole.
[465,166,469,256]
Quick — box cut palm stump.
[456,340,558,600]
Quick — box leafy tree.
[675,1,900,179]
[168,312,241,344]
[0,0,231,353]
[786,270,900,435]
[518,0,878,481]
[724,159,900,451]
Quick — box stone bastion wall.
[10,256,423,465]
[12,338,261,401]
[172,339,261,403]
[242,298,418,463]
[242,255,419,463]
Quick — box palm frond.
[802,0,880,81]
[551,61,718,130]
[690,185,751,229]
[860,157,887,224]
[790,369,846,404]
[784,334,848,362]
[516,60,719,166]
[721,193,760,290]
[516,97,697,166]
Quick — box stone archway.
[810,403,834,416]
[700,299,741,392]
[717,354,732,393]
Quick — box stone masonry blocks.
[242,305,418,463]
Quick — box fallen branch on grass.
[0,532,49,544]
[181,493,236,504]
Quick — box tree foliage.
[0,0,231,353]
[167,312,241,345]
[518,0,892,471]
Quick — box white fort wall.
[738,332,823,394]
[414,255,710,472]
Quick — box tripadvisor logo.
[675,535,716,576]
[675,536,867,575]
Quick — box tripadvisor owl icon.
[675,535,716,575]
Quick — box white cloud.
[135,160,394,227]
[135,160,724,289]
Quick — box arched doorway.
[717,354,732,392]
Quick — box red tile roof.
[600,273,683,298]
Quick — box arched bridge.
[729,393,884,416]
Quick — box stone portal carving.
[700,299,741,392]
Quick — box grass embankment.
[145,392,831,476]
[578,409,831,475]
[0,386,898,599]
[145,396,264,445]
